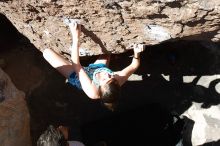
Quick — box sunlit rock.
[0,0,219,57]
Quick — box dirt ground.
[1,37,220,146]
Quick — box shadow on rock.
[111,41,220,114]
[81,103,185,146]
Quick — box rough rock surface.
[182,102,220,145]
[0,0,220,56]
[0,68,31,146]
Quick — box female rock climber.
[43,20,145,111]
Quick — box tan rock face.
[0,0,220,56]
[0,69,31,146]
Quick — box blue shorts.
[67,63,107,90]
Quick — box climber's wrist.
[133,53,140,59]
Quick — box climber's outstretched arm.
[69,21,81,65]
[115,44,145,86]
[69,22,99,99]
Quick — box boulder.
[182,102,220,145]
[0,0,219,56]
[0,68,31,146]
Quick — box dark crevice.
[0,13,23,50]
[148,14,169,19]
[185,10,213,27]
[27,4,40,13]
[103,1,122,10]
[185,18,208,27]
[166,1,182,8]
